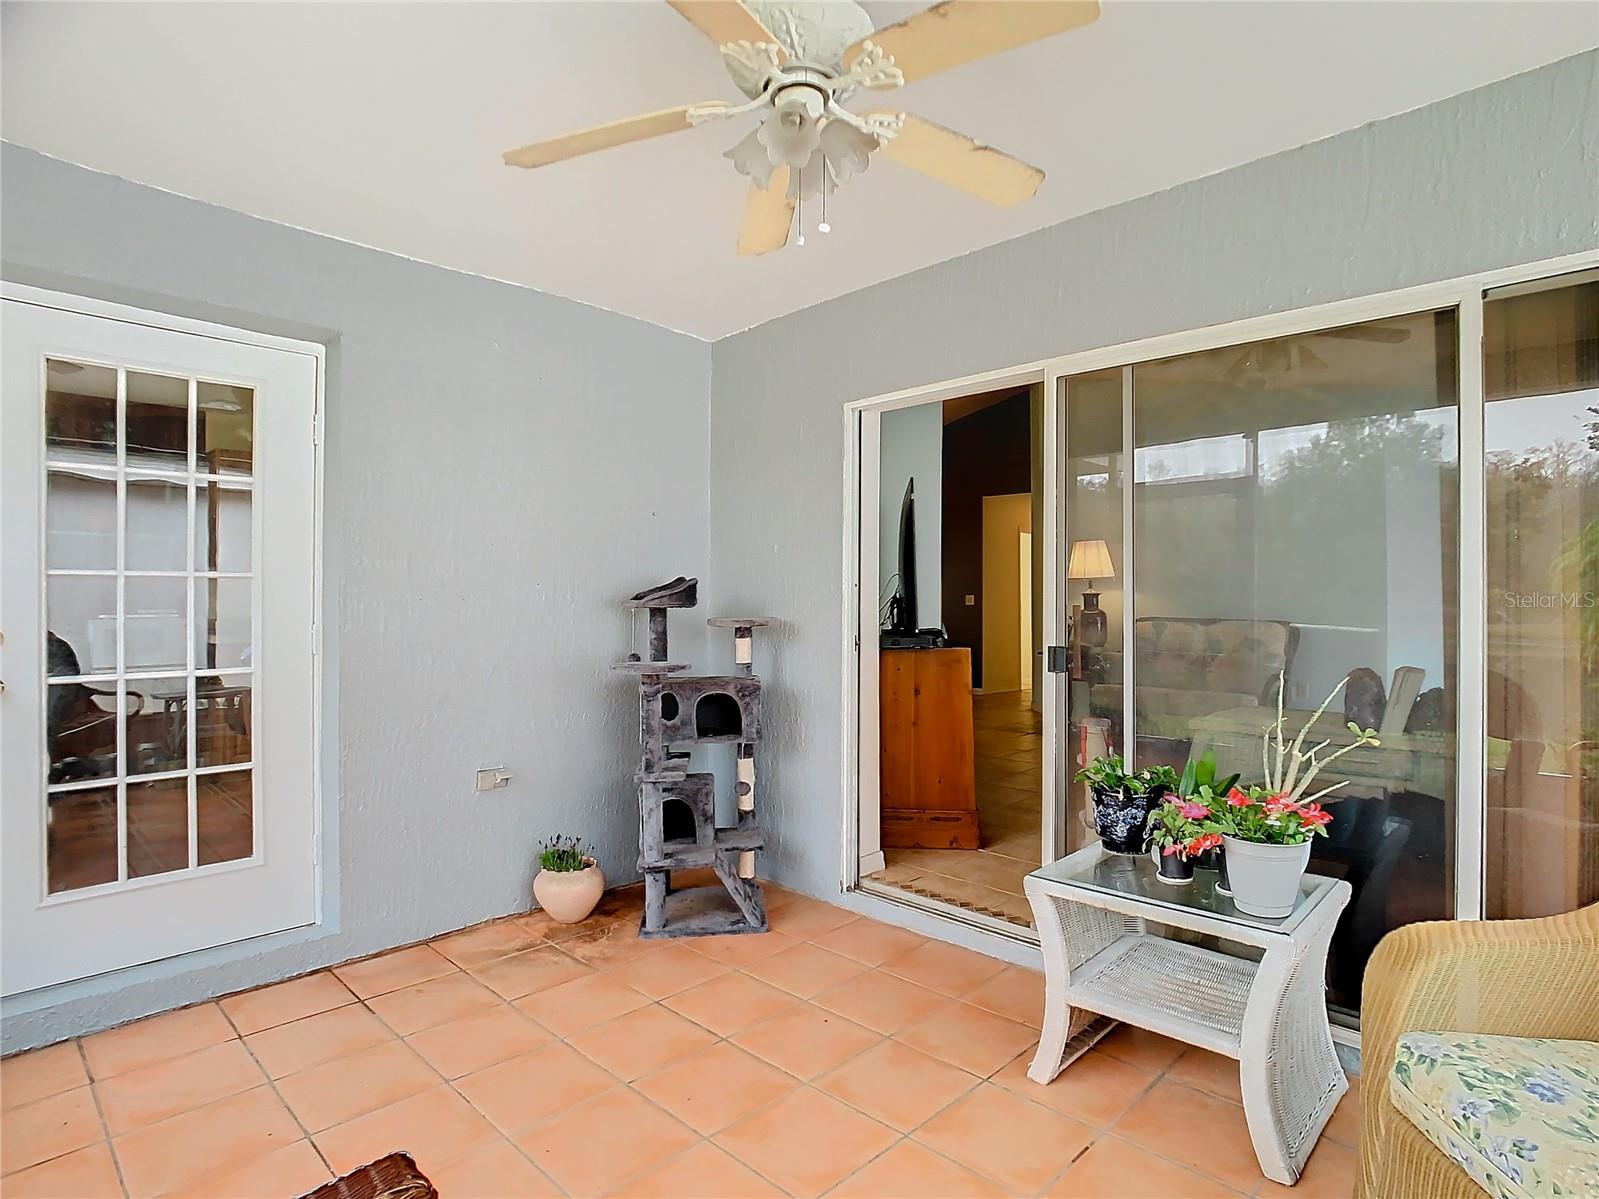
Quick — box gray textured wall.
[1,143,712,1051]
[706,51,1599,899]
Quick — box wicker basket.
[302,1152,436,1199]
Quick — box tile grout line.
[216,999,342,1185]
[76,1037,133,1199]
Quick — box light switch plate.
[964,595,976,606]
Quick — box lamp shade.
[1067,539,1114,581]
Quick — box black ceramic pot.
[1092,785,1156,855]
[1155,849,1195,885]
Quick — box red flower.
[1227,788,1253,807]
[1263,794,1300,814]
[1185,832,1223,856]
[1299,803,1333,828]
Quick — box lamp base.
[1079,589,1108,647]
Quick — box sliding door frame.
[844,249,1598,941]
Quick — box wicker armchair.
[1356,903,1599,1198]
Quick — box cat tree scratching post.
[614,578,777,938]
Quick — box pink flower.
[1263,794,1299,814]
[1299,803,1333,828]
[1176,801,1210,820]
[1161,843,1182,857]
[1227,788,1253,807]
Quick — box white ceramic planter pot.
[532,858,605,924]
[1221,837,1310,918]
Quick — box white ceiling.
[3,2,1594,340]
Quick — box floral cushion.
[1390,1032,1599,1199]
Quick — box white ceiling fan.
[503,0,1101,255]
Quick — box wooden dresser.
[879,647,979,850]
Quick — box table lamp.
[1068,539,1114,647]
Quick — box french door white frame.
[842,248,1599,942]
[0,281,326,994]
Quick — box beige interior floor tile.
[606,1139,784,1198]
[431,919,549,970]
[1,1087,103,1177]
[912,1082,1094,1195]
[465,945,593,1001]
[97,1039,265,1136]
[1043,1135,1244,1198]
[632,1041,799,1135]
[730,1004,882,1080]
[1113,1078,1263,1193]
[661,970,799,1037]
[513,972,650,1038]
[1,1043,89,1110]
[404,1004,552,1079]
[312,1085,499,1178]
[990,1046,1158,1127]
[813,970,950,1035]
[332,944,457,1000]
[244,1004,393,1079]
[960,964,1045,1028]
[895,1001,1038,1077]
[880,940,1008,998]
[516,1088,696,1197]
[454,1042,614,1135]
[365,972,502,1035]
[809,919,927,966]
[714,1086,898,1197]
[816,1038,980,1132]
[275,1038,438,1132]
[566,1004,717,1081]
[601,943,731,999]
[219,971,356,1036]
[828,1139,1009,1199]
[0,1141,123,1199]
[112,1085,301,1199]
[684,928,800,968]
[160,1139,334,1199]
[741,942,871,998]
[1167,1045,1243,1104]
[82,1004,234,1080]
[1256,1135,1357,1198]
[424,1138,562,1199]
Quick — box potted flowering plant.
[1172,751,1239,887]
[532,834,605,924]
[1205,672,1377,916]
[1075,756,1177,855]
[1145,797,1216,885]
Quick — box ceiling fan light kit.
[502,1,1101,254]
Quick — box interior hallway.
[870,690,1042,928]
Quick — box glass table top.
[1030,851,1338,935]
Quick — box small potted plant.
[1172,751,1239,891]
[532,835,604,924]
[1145,797,1212,885]
[1206,672,1374,916]
[1075,756,1176,855]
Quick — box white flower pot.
[532,858,605,924]
[1221,836,1310,918]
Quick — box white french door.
[1,291,320,995]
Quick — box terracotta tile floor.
[0,885,1360,1198]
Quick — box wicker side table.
[1024,848,1351,1186]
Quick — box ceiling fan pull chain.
[796,167,805,247]
[819,173,830,235]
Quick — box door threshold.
[855,877,1040,947]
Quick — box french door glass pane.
[42,358,258,894]
[1130,309,1460,1017]
[1061,368,1125,859]
[1484,271,1599,919]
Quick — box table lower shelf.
[1066,933,1257,1056]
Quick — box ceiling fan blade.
[871,112,1043,207]
[502,104,720,168]
[1313,325,1412,344]
[666,0,786,58]
[737,167,794,256]
[847,0,1099,85]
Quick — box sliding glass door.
[1483,272,1599,919]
